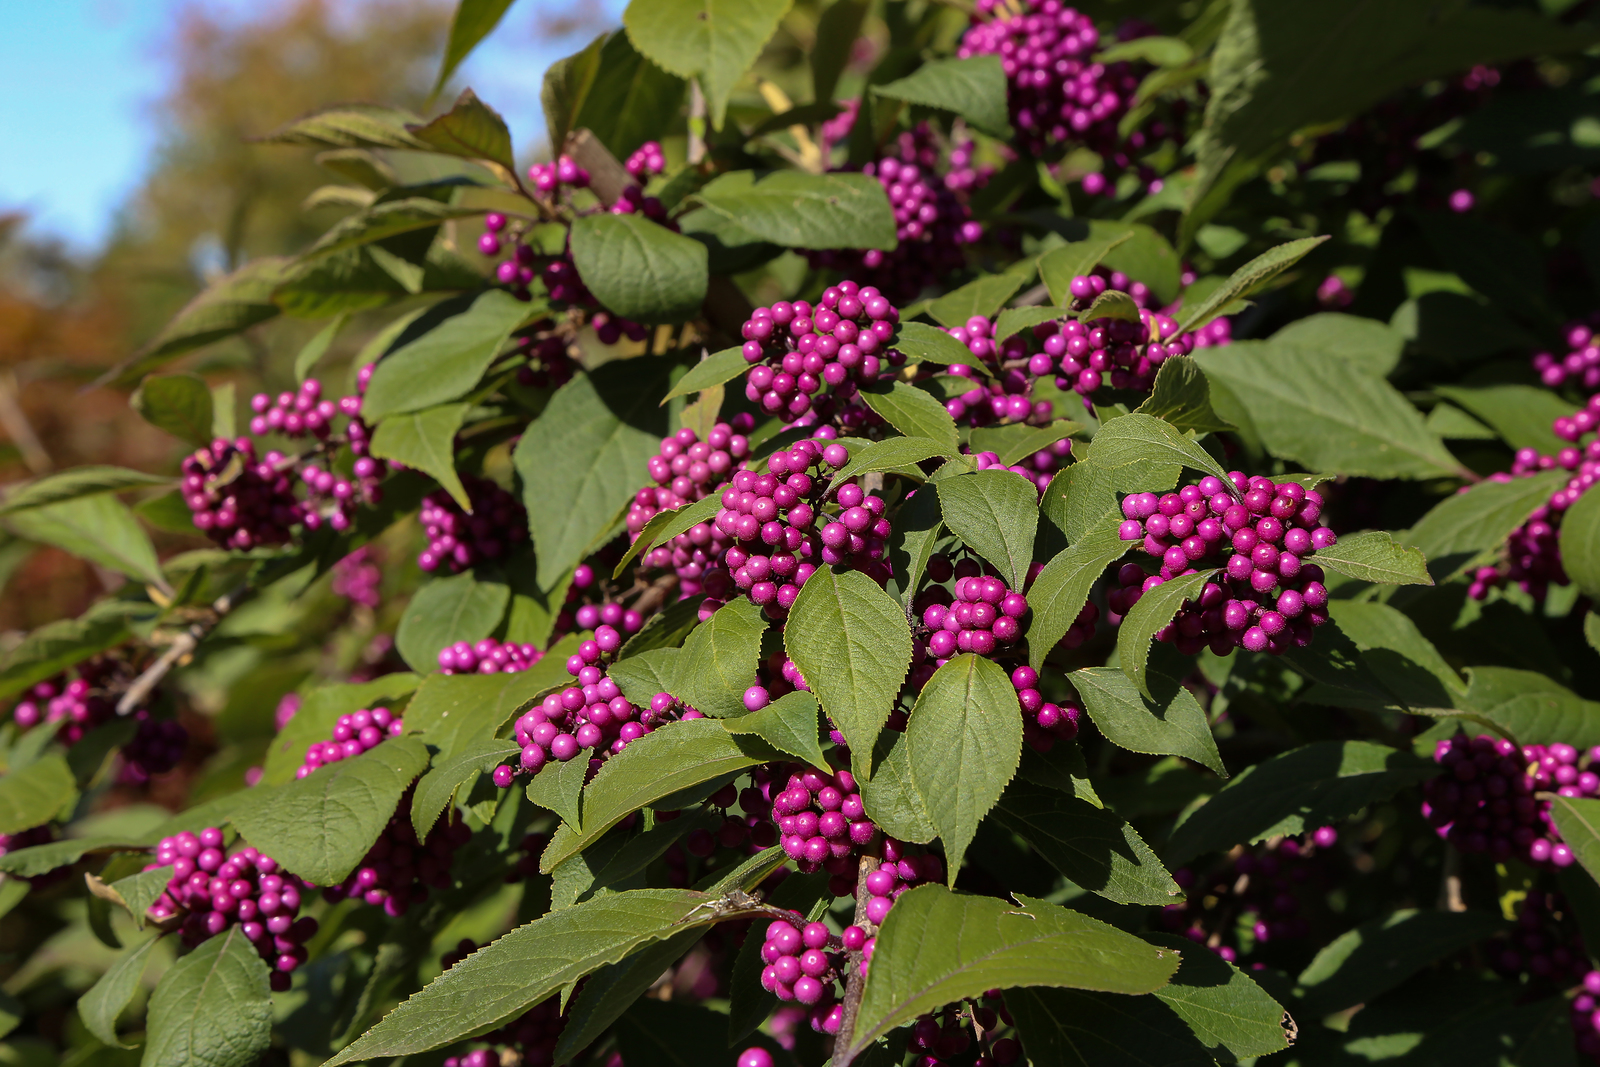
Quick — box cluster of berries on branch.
[8,662,188,782]
[740,281,902,423]
[416,475,529,574]
[1533,317,1600,392]
[146,827,313,992]
[436,637,547,675]
[1113,473,1335,656]
[1421,734,1597,867]
[1160,827,1339,963]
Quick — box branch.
[832,852,879,1065]
[562,129,632,207]
[117,584,248,715]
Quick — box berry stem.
[116,582,250,715]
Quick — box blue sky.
[0,0,624,254]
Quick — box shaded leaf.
[0,754,76,835]
[928,261,1036,328]
[1404,470,1567,582]
[1178,237,1327,333]
[1116,570,1217,700]
[1295,909,1505,1016]
[574,31,688,160]
[1272,312,1404,377]
[1550,796,1600,889]
[407,88,516,175]
[612,495,721,579]
[411,738,520,840]
[1560,487,1600,601]
[859,728,938,844]
[527,749,593,827]
[1143,932,1293,1060]
[1008,984,1214,1067]
[1166,741,1437,864]
[1134,358,1234,436]
[434,0,517,97]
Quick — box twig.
[561,129,632,207]
[832,853,880,1065]
[1438,846,1465,912]
[117,584,248,715]
[0,370,52,474]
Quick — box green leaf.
[1077,289,1141,324]
[540,720,777,871]
[1434,384,1573,455]
[1310,530,1432,587]
[303,197,479,260]
[79,934,161,1049]
[812,0,869,102]
[990,781,1179,906]
[1550,796,1600,888]
[843,885,1181,1059]
[259,104,428,150]
[0,467,172,517]
[1321,599,1463,710]
[1039,232,1134,305]
[1073,660,1225,775]
[100,257,289,386]
[569,212,707,321]
[527,748,593,827]
[858,381,961,454]
[574,31,687,160]
[1041,455,1178,544]
[542,34,606,153]
[517,359,673,588]
[293,312,347,381]
[1143,932,1294,1060]
[829,436,951,486]
[1166,741,1437,864]
[1403,470,1567,582]
[936,470,1040,591]
[1088,412,1232,487]
[690,171,895,250]
[407,88,516,174]
[672,598,767,718]
[1455,667,1600,750]
[106,864,176,929]
[887,477,944,607]
[369,402,470,509]
[411,738,520,840]
[608,648,683,707]
[7,495,165,588]
[618,999,786,1067]
[433,0,517,96]
[622,0,792,129]
[1295,909,1505,1017]
[1178,237,1327,333]
[555,928,708,1059]
[1194,342,1462,480]
[1561,487,1600,601]
[873,55,1011,138]
[360,289,531,421]
[927,261,1035,328]
[1100,34,1194,65]
[970,421,1080,468]
[1007,984,1215,1067]
[406,656,572,764]
[1025,515,1127,671]
[1418,214,1557,325]
[660,346,747,403]
[612,495,721,579]
[394,569,511,673]
[131,373,213,447]
[906,654,1021,885]
[1133,358,1234,436]
[994,306,1069,343]
[229,736,430,885]
[258,674,420,786]
[1115,569,1217,699]
[894,320,988,372]
[722,691,826,768]
[1272,312,1405,377]
[783,567,912,774]
[143,926,273,1067]
[0,754,76,835]
[859,729,938,844]
[322,888,765,1065]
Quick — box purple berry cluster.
[146,827,313,992]
[1533,317,1600,391]
[1317,274,1355,309]
[809,124,986,301]
[770,765,879,892]
[320,798,471,917]
[118,714,188,784]
[10,667,114,742]
[490,625,678,788]
[1112,473,1335,656]
[626,422,751,587]
[1421,734,1597,867]
[554,564,647,639]
[959,2,1177,190]
[512,327,578,389]
[248,378,345,439]
[903,998,1022,1067]
[295,706,404,778]
[1490,891,1588,988]
[971,442,1074,494]
[182,437,304,548]
[1161,827,1339,962]
[1008,665,1083,753]
[740,281,900,420]
[712,441,894,617]
[624,140,667,180]
[436,638,545,675]
[1469,393,1600,601]
[417,475,529,574]
[332,546,382,608]
[921,573,1029,657]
